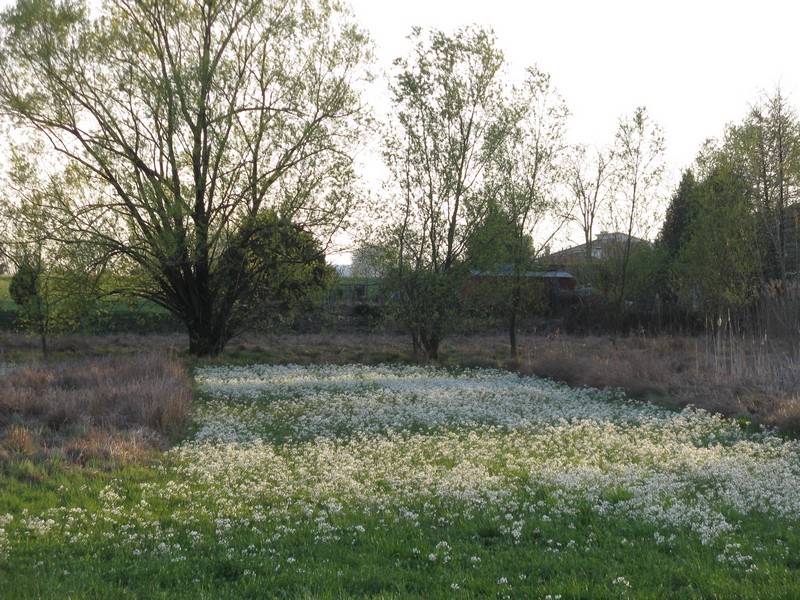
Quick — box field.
[2,361,800,598]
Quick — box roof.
[549,232,650,259]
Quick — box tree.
[609,106,666,306]
[726,88,800,281]
[8,250,102,356]
[2,146,105,355]
[350,244,385,279]
[464,200,522,272]
[0,0,370,355]
[659,169,698,260]
[483,67,569,356]
[671,161,759,315]
[567,145,614,260]
[217,209,335,331]
[382,26,504,360]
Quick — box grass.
[2,363,800,598]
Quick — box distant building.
[548,231,650,265]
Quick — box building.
[548,231,650,266]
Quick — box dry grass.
[0,353,191,464]
[0,331,185,359]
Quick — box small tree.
[609,107,666,306]
[671,161,759,314]
[567,145,614,261]
[659,170,698,261]
[216,209,335,333]
[9,250,101,356]
[2,148,106,355]
[382,26,505,360]
[483,67,570,356]
[726,88,800,281]
[350,244,385,279]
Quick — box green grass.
[2,471,799,599]
[2,364,800,598]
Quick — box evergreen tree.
[659,170,698,259]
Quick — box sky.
[3,0,800,261]
[335,0,800,261]
[352,0,800,175]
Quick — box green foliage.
[219,210,335,332]
[0,0,370,355]
[383,268,464,359]
[718,88,800,281]
[382,25,505,359]
[671,162,760,313]
[610,107,666,305]
[8,256,41,317]
[8,256,103,353]
[659,169,698,260]
[464,202,526,272]
[1,146,107,352]
[624,244,670,304]
[462,274,548,321]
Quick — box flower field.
[2,364,800,598]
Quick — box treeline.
[606,91,800,341]
[0,1,796,358]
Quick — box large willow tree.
[0,0,370,354]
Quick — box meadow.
[2,362,800,598]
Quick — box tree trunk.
[424,339,439,361]
[420,329,440,361]
[187,320,227,357]
[411,329,421,359]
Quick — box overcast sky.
[353,0,800,177]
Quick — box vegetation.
[380,25,505,360]
[1,1,800,596]
[0,0,370,356]
[0,353,191,464]
[480,68,569,356]
[3,363,800,598]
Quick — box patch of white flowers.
[0,514,12,560]
[185,364,800,545]
[5,363,800,569]
[194,364,662,441]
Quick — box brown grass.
[0,353,191,464]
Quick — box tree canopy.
[0,0,371,354]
